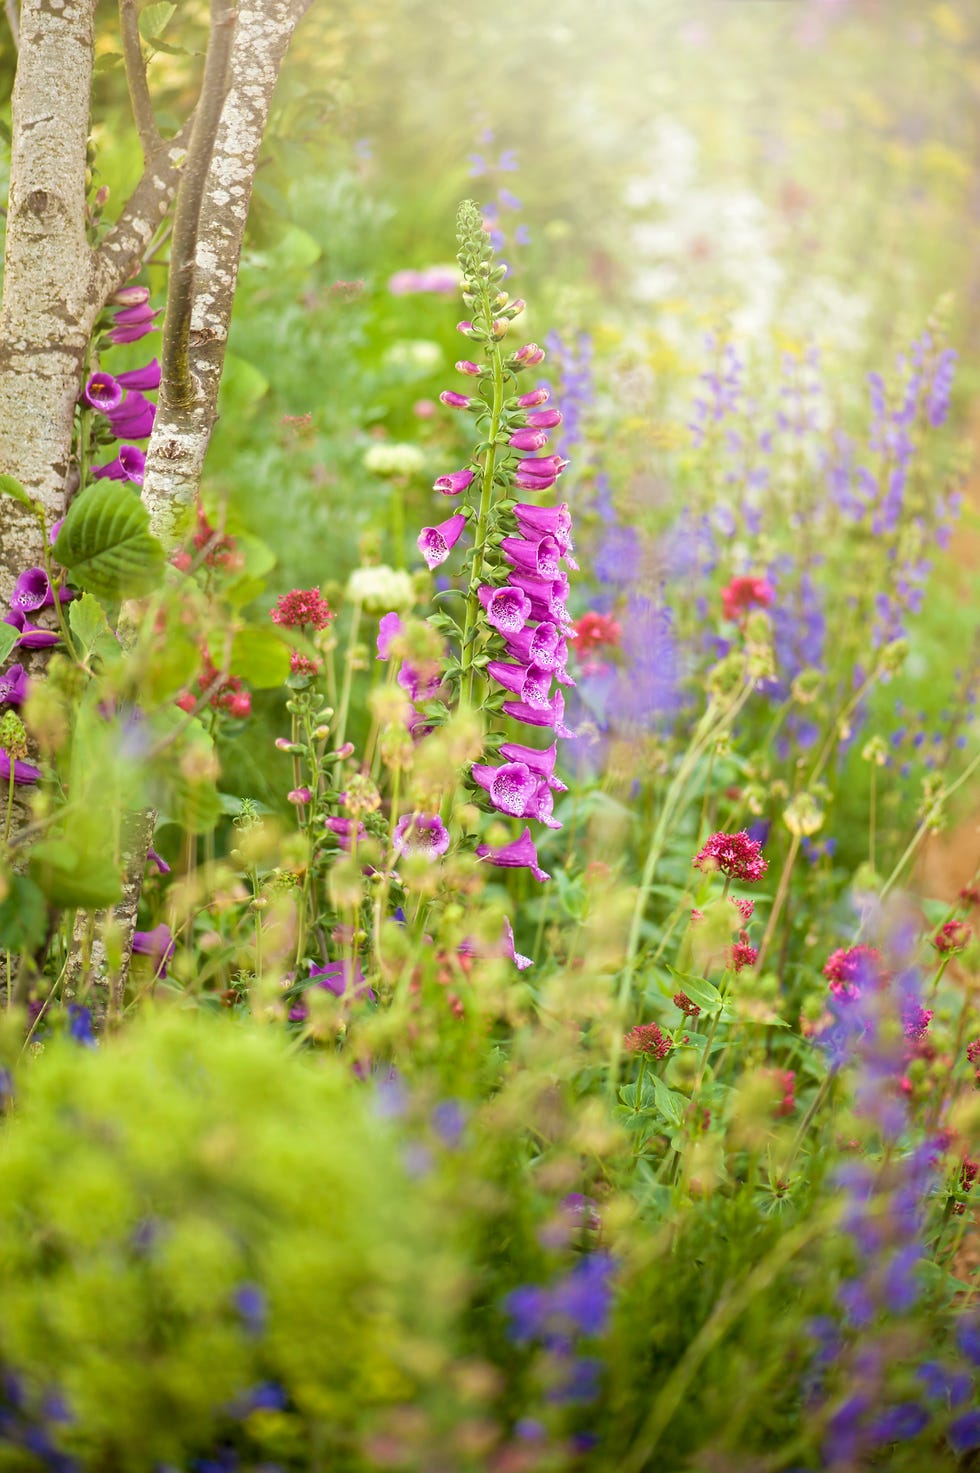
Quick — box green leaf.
[93,51,124,71]
[138,1,175,40]
[30,839,122,909]
[652,1075,687,1128]
[54,481,166,602]
[0,624,18,665]
[229,627,290,689]
[0,875,47,952]
[68,593,119,662]
[0,475,39,516]
[217,354,270,420]
[666,968,724,1013]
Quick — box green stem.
[754,831,801,975]
[879,748,980,902]
[460,346,505,710]
[334,601,362,756]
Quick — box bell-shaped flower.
[0,750,40,785]
[525,408,562,429]
[393,812,450,859]
[509,427,549,452]
[502,916,533,970]
[501,534,561,579]
[517,454,567,480]
[514,501,573,552]
[470,760,537,817]
[111,285,151,308]
[0,663,28,707]
[376,611,403,659]
[478,583,532,636]
[433,468,476,497]
[310,958,374,1001]
[507,570,572,629]
[516,387,549,408]
[324,816,368,850]
[91,455,127,481]
[83,373,123,414]
[499,739,567,792]
[108,321,155,346]
[112,302,159,326]
[503,689,576,739]
[108,391,156,440]
[461,916,532,971]
[528,780,562,830]
[115,358,161,391]
[132,923,175,977]
[487,660,552,707]
[117,445,146,484]
[418,513,466,570]
[10,567,71,614]
[476,826,550,883]
[4,609,60,649]
[503,621,563,672]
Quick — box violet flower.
[0,663,28,707]
[487,658,553,707]
[0,751,41,785]
[131,923,175,977]
[115,358,161,391]
[107,391,156,440]
[470,760,538,816]
[501,534,561,579]
[502,689,576,739]
[10,567,71,614]
[434,468,476,497]
[498,739,567,791]
[502,620,565,673]
[310,958,374,1000]
[4,609,60,650]
[476,826,550,883]
[82,373,123,414]
[478,584,532,636]
[392,812,450,859]
[418,513,466,570]
[509,427,549,452]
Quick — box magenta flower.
[0,664,28,706]
[108,322,155,346]
[470,760,538,816]
[418,513,466,570]
[455,359,482,376]
[111,285,150,307]
[507,570,571,628]
[132,923,175,977]
[461,916,532,971]
[514,343,546,367]
[476,826,550,883]
[509,428,549,452]
[310,958,374,1000]
[91,444,146,483]
[502,916,532,970]
[107,391,156,439]
[693,830,768,884]
[146,847,171,875]
[527,781,562,830]
[4,609,60,650]
[902,1001,933,1041]
[503,621,564,672]
[514,501,572,548]
[83,373,123,414]
[487,659,552,707]
[325,815,368,850]
[499,739,567,791]
[433,468,476,497]
[501,534,561,579]
[113,302,158,326]
[526,408,562,429]
[393,812,451,859]
[116,358,161,391]
[502,689,576,739]
[10,567,71,614]
[478,584,532,636]
[0,751,40,785]
[516,387,549,408]
[439,390,472,410]
[377,611,403,659]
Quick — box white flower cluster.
[362,442,426,478]
[345,564,416,614]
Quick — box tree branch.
[89,115,193,301]
[161,0,237,408]
[119,0,160,161]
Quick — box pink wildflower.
[270,588,334,630]
[693,830,768,884]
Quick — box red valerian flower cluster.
[693,830,768,884]
[623,1022,673,1060]
[823,944,883,1000]
[176,647,251,719]
[270,588,335,630]
[933,919,972,955]
[721,574,774,623]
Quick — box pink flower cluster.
[693,830,768,884]
[269,588,334,630]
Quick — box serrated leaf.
[0,875,47,952]
[0,624,18,664]
[138,1,175,40]
[229,627,290,688]
[0,474,38,516]
[68,592,118,661]
[54,481,165,602]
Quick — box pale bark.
[141,0,315,548]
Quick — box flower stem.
[754,831,801,975]
[461,345,505,710]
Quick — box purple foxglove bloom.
[514,501,572,548]
[112,303,158,326]
[107,321,155,346]
[518,454,568,479]
[526,408,562,429]
[503,689,576,739]
[393,812,450,859]
[111,285,150,307]
[377,611,403,659]
[455,360,482,376]
[502,534,560,579]
[49,517,64,545]
[91,456,127,481]
[310,958,373,1000]
[0,750,41,785]
[499,739,567,791]
[4,609,60,649]
[476,826,550,883]
[83,373,123,414]
[514,343,546,367]
[517,387,549,408]
[515,469,560,492]
[528,780,562,829]
[502,916,532,970]
[439,390,472,409]
[507,570,571,628]
[324,815,368,849]
[108,391,156,439]
[478,583,532,636]
[509,428,549,452]
[418,513,466,570]
[470,760,537,816]
[146,847,171,874]
[132,923,175,976]
[119,445,146,484]
[0,663,28,706]
[433,468,476,497]
[11,567,71,613]
[461,916,533,971]
[115,357,161,391]
[487,659,552,707]
[503,621,562,671]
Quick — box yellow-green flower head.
[362,443,426,478]
[345,565,415,614]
